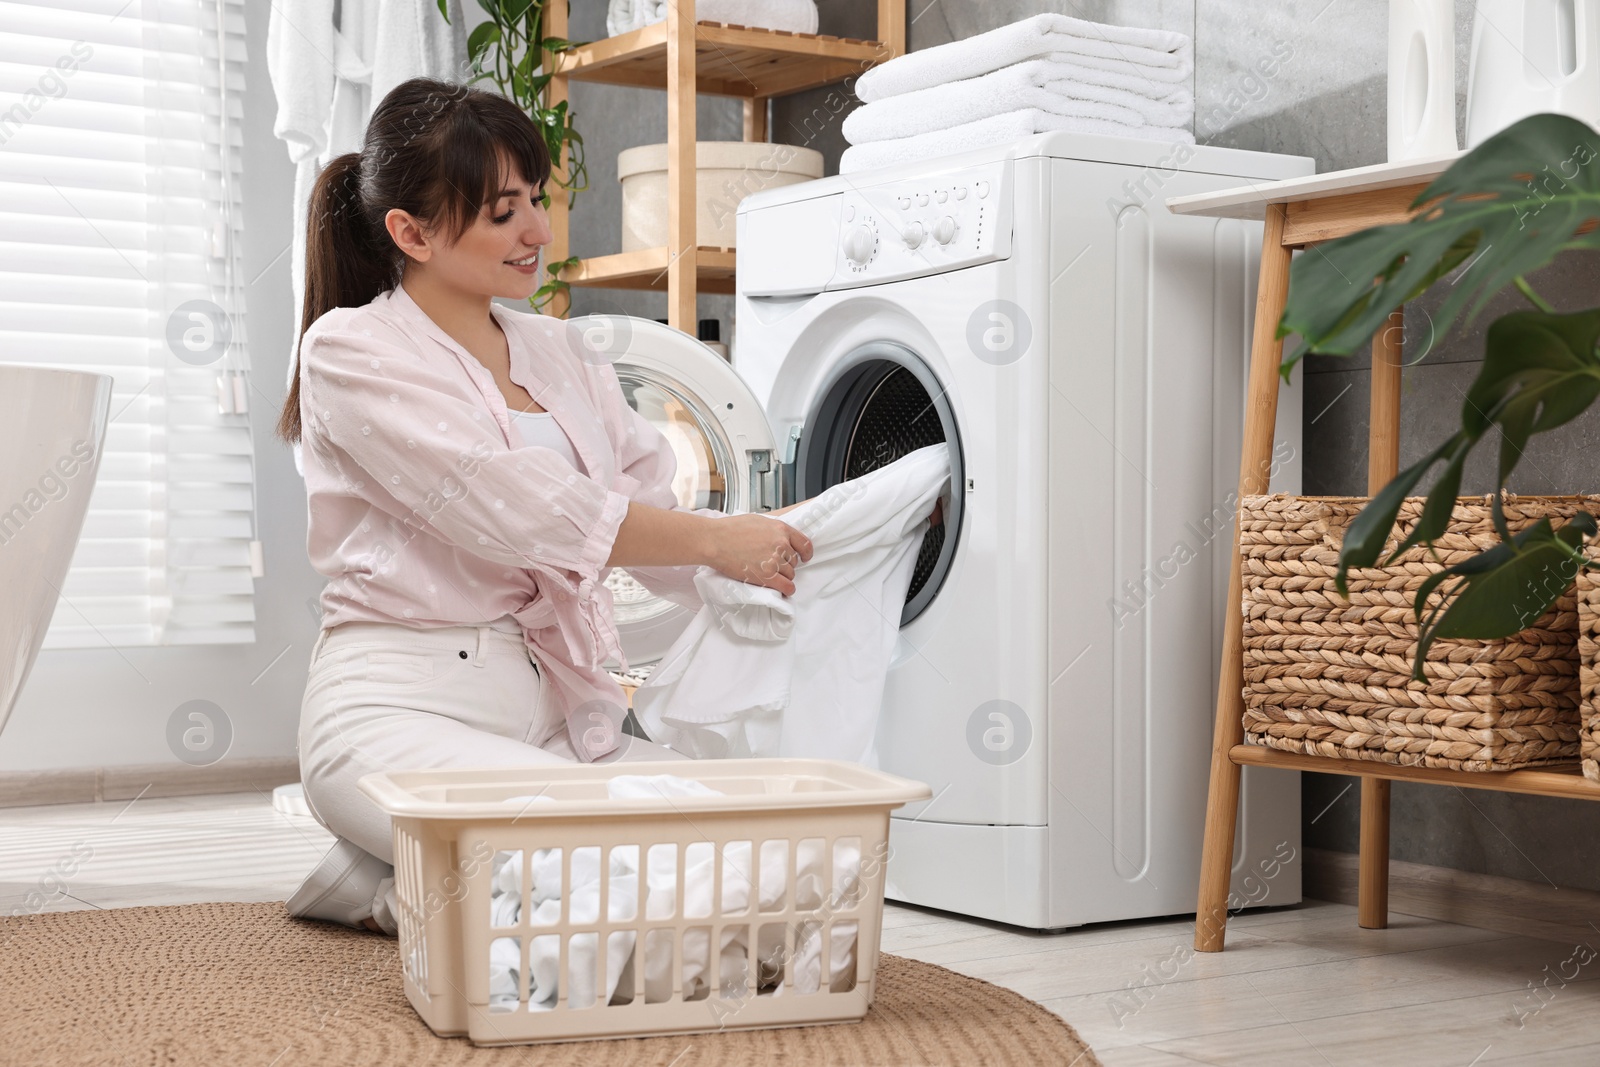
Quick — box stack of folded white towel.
[840,13,1195,175]
[606,0,818,37]
[486,774,862,1011]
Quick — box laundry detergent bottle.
[1388,0,1459,160]
[1466,0,1600,147]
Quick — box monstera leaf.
[1273,114,1600,680]
[1279,113,1600,373]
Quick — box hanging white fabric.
[265,0,469,474]
[632,445,952,767]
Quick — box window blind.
[0,0,258,649]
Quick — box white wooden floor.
[3,790,1598,1065]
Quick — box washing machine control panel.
[829,159,1013,290]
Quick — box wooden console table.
[1166,152,1600,952]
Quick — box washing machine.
[596,130,1315,931]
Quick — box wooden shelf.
[1230,744,1600,801]
[1181,161,1600,953]
[556,20,895,99]
[557,246,737,295]
[541,0,905,323]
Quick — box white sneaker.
[369,876,398,937]
[286,837,394,933]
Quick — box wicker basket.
[1576,571,1600,783]
[1239,493,1598,772]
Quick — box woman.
[280,78,816,935]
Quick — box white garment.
[606,0,818,37]
[853,13,1193,103]
[631,445,950,767]
[842,57,1195,144]
[266,0,469,403]
[509,408,586,475]
[488,774,862,1010]
[840,107,1195,175]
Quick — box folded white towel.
[839,107,1195,175]
[855,13,1192,103]
[843,57,1194,144]
[605,0,638,38]
[609,0,819,36]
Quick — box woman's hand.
[705,514,814,596]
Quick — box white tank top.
[490,409,588,636]
[508,408,585,474]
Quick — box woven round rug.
[0,901,1101,1066]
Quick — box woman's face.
[390,150,552,300]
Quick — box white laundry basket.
[356,758,932,1046]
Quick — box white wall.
[0,0,323,772]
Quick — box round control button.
[915,193,929,206]
[844,223,875,265]
[936,189,948,203]
[975,180,990,198]
[954,186,968,200]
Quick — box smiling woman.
[277,77,818,936]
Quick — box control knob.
[844,223,876,266]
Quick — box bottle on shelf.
[697,317,729,360]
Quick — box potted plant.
[1277,112,1600,682]
[437,0,588,312]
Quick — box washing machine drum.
[794,344,963,626]
[596,321,959,673]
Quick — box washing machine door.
[578,316,779,674]
[778,340,965,628]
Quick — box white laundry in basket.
[632,444,952,767]
[488,775,862,1010]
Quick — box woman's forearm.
[605,500,717,568]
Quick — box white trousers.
[298,620,688,865]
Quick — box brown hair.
[277,77,552,443]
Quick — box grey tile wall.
[563,0,1600,890]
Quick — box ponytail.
[275,77,552,444]
[277,152,398,443]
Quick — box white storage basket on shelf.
[356,758,932,1046]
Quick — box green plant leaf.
[467,21,501,63]
[1334,434,1463,593]
[1409,517,1591,681]
[1333,306,1600,601]
[436,0,452,24]
[1278,113,1600,381]
[1382,431,1489,569]
[1469,308,1600,486]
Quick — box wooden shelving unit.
[561,245,738,295]
[1166,157,1600,954]
[539,0,905,331]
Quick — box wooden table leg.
[1358,307,1404,929]
[1195,204,1293,952]
[543,0,571,320]
[665,0,698,331]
